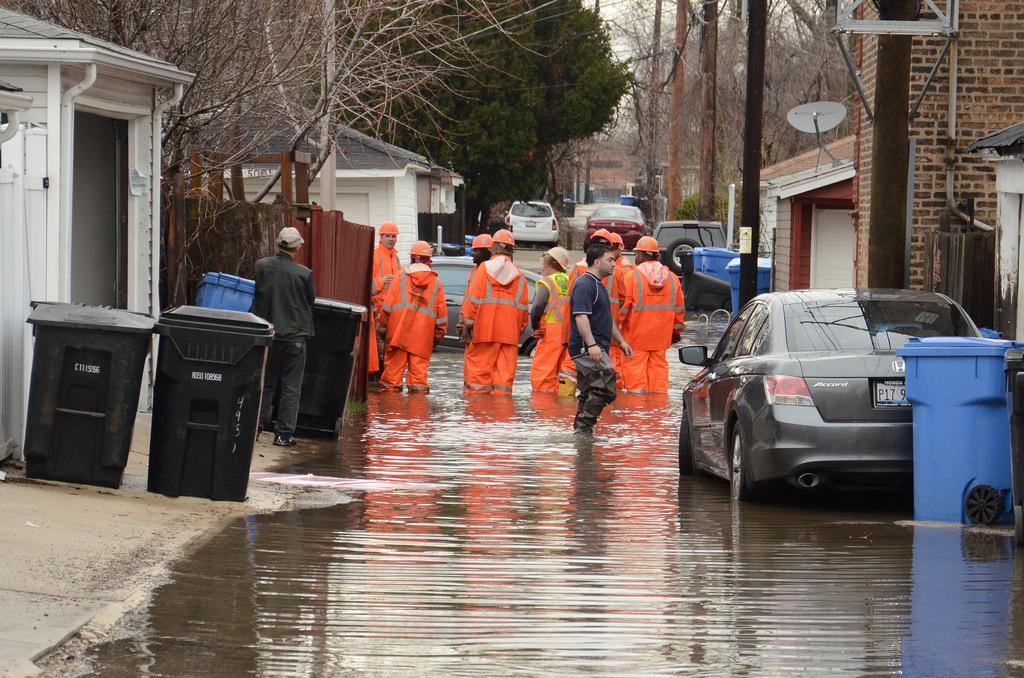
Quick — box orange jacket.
[462,254,529,345]
[379,265,448,358]
[560,261,589,344]
[371,244,400,312]
[619,261,685,351]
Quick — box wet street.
[83,322,1024,676]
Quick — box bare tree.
[5,0,521,199]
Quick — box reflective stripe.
[407,385,430,392]
[387,271,443,319]
[493,385,513,392]
[436,318,446,326]
[477,276,529,311]
[604,275,620,306]
[380,381,403,389]
[630,269,683,312]
[464,383,492,391]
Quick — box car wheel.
[520,336,537,357]
[678,406,695,475]
[665,237,700,276]
[730,425,759,502]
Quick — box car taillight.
[551,217,557,230]
[764,375,815,407]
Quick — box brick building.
[851,2,1024,330]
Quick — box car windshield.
[511,203,552,218]
[785,297,976,352]
[594,207,640,220]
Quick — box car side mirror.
[679,345,709,366]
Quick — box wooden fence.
[923,229,995,328]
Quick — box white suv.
[505,201,558,244]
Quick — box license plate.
[873,379,909,408]
[526,220,537,228]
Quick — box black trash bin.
[295,298,367,438]
[23,303,155,488]
[148,306,273,501]
[1006,349,1024,545]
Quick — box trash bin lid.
[27,302,156,333]
[725,257,771,270]
[314,297,368,319]
[157,306,273,337]
[897,336,1017,358]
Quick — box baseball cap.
[278,226,305,249]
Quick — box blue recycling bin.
[725,257,771,314]
[694,247,737,283]
[195,272,256,312]
[898,337,1016,524]
[619,195,638,207]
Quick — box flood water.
[86,320,1024,676]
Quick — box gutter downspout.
[145,82,183,410]
[151,82,184,315]
[58,63,97,299]
[0,109,21,145]
[946,34,993,231]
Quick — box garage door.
[337,193,370,226]
[811,208,855,288]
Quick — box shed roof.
[0,8,193,85]
[968,122,1024,156]
[760,135,856,182]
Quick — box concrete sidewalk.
[0,415,345,678]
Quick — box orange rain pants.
[380,349,430,393]
[464,342,519,395]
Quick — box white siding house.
[0,9,193,461]
[243,125,461,253]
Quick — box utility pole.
[646,0,664,215]
[320,0,337,212]
[867,0,916,287]
[667,0,690,216]
[698,0,718,221]
[737,0,766,308]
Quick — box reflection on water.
[86,322,1024,675]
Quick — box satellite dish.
[786,101,848,168]
[787,101,847,134]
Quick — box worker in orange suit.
[558,229,613,392]
[530,246,571,393]
[462,229,529,395]
[378,241,447,393]
[369,221,401,373]
[456,233,493,341]
[618,236,685,394]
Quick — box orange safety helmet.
[634,236,661,253]
[379,221,399,235]
[606,232,624,248]
[409,240,433,257]
[492,228,516,246]
[471,233,493,249]
[589,228,613,243]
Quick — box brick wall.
[854,3,1024,288]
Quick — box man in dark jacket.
[251,226,316,446]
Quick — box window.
[736,304,769,357]
[511,203,553,218]
[435,263,471,298]
[595,207,642,221]
[785,296,976,352]
[713,306,753,361]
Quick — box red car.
[584,205,648,249]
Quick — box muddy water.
[87,322,1024,676]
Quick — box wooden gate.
[923,229,995,329]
